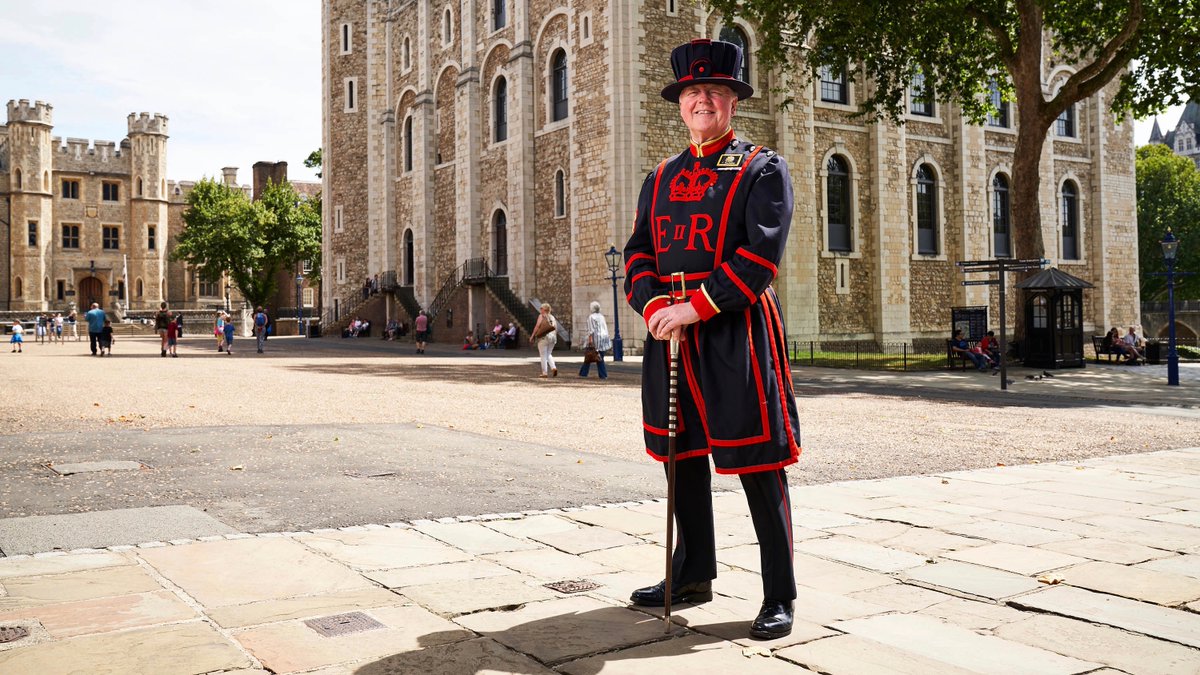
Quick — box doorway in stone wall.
[78,276,103,308]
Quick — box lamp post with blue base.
[605,246,624,361]
[1161,230,1181,386]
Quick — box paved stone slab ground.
[48,460,146,475]
[0,448,1199,672]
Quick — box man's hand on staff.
[648,303,700,342]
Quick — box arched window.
[992,173,1012,257]
[492,211,508,276]
[554,169,566,217]
[1061,180,1079,260]
[493,0,506,30]
[403,37,411,70]
[443,7,453,46]
[494,77,508,142]
[137,278,144,297]
[43,171,49,191]
[551,50,568,122]
[826,155,852,252]
[403,116,413,171]
[403,229,415,285]
[13,276,22,298]
[915,163,937,254]
[137,177,144,197]
[13,168,20,190]
[718,25,750,84]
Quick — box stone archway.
[78,276,104,308]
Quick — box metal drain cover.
[544,579,600,594]
[304,611,385,638]
[0,626,30,644]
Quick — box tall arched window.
[494,77,508,142]
[43,171,49,191]
[915,163,937,254]
[718,25,750,84]
[13,168,21,189]
[826,155,852,252]
[137,278,144,297]
[493,0,506,30]
[13,276,22,298]
[443,7,453,46]
[992,173,1012,257]
[403,229,415,285]
[492,211,508,276]
[403,37,411,70]
[1061,180,1079,260]
[551,50,568,122]
[137,177,144,197]
[554,169,566,217]
[403,116,413,171]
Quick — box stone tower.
[127,112,170,305]
[6,99,55,311]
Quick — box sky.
[0,1,1186,184]
[1,0,322,185]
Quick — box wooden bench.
[1091,335,1128,363]
[946,339,981,370]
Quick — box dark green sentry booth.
[1016,267,1094,369]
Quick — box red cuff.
[643,296,671,327]
[690,286,720,321]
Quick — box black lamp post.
[296,270,305,338]
[604,245,624,361]
[1162,229,1180,387]
[224,284,231,313]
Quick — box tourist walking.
[253,306,268,353]
[154,302,170,357]
[9,321,23,353]
[578,301,611,379]
[223,317,236,355]
[85,303,107,356]
[530,303,558,377]
[414,310,429,354]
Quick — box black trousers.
[89,331,101,354]
[666,455,796,601]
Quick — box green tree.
[708,0,1200,261]
[304,149,322,178]
[1136,144,1200,301]
[173,178,321,309]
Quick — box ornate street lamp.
[605,245,624,361]
[1162,229,1180,386]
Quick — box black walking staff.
[662,271,685,632]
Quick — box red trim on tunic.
[737,248,778,276]
[690,289,719,321]
[647,447,711,462]
[713,145,765,267]
[631,270,657,285]
[765,290,799,451]
[725,265,757,303]
[625,252,654,272]
[643,296,671,326]
[680,338,713,442]
[649,160,668,269]
[745,308,770,440]
[688,128,734,158]
[714,454,799,475]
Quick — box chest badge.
[669,162,717,202]
[715,153,745,170]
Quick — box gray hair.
[590,301,601,313]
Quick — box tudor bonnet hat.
[661,38,754,103]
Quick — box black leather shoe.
[629,579,713,607]
[749,599,793,639]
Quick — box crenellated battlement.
[127,112,168,135]
[55,136,123,159]
[7,99,53,126]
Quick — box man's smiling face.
[678,83,737,144]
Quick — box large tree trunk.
[1008,120,1050,355]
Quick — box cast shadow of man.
[352,603,752,675]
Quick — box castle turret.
[6,99,55,310]
[1149,118,1164,145]
[127,111,170,307]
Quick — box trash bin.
[308,323,323,338]
[1146,340,1162,365]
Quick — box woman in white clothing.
[530,303,558,377]
[578,301,612,379]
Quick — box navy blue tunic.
[624,129,802,474]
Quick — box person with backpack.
[253,306,269,353]
[154,302,171,357]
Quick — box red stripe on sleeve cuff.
[690,286,720,321]
[643,295,671,326]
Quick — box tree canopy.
[708,0,1200,261]
[1136,144,1200,300]
[304,149,322,178]
[173,178,321,309]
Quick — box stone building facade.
[321,0,1140,347]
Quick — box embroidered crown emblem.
[669,162,718,202]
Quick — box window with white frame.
[818,64,848,104]
[493,0,505,31]
[334,205,344,233]
[336,258,346,283]
[915,164,938,254]
[1055,105,1076,138]
[303,288,315,307]
[826,155,852,252]
[443,7,453,46]
[718,25,750,84]
[340,23,352,54]
[494,77,508,142]
[992,173,1012,257]
[551,49,568,122]
[1061,180,1080,260]
[909,71,935,117]
[987,81,1010,127]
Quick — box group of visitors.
[31,313,72,343]
[344,317,371,338]
[1103,325,1146,364]
[85,303,112,356]
[951,328,1003,372]
[461,320,519,350]
[383,319,408,341]
[361,274,380,300]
